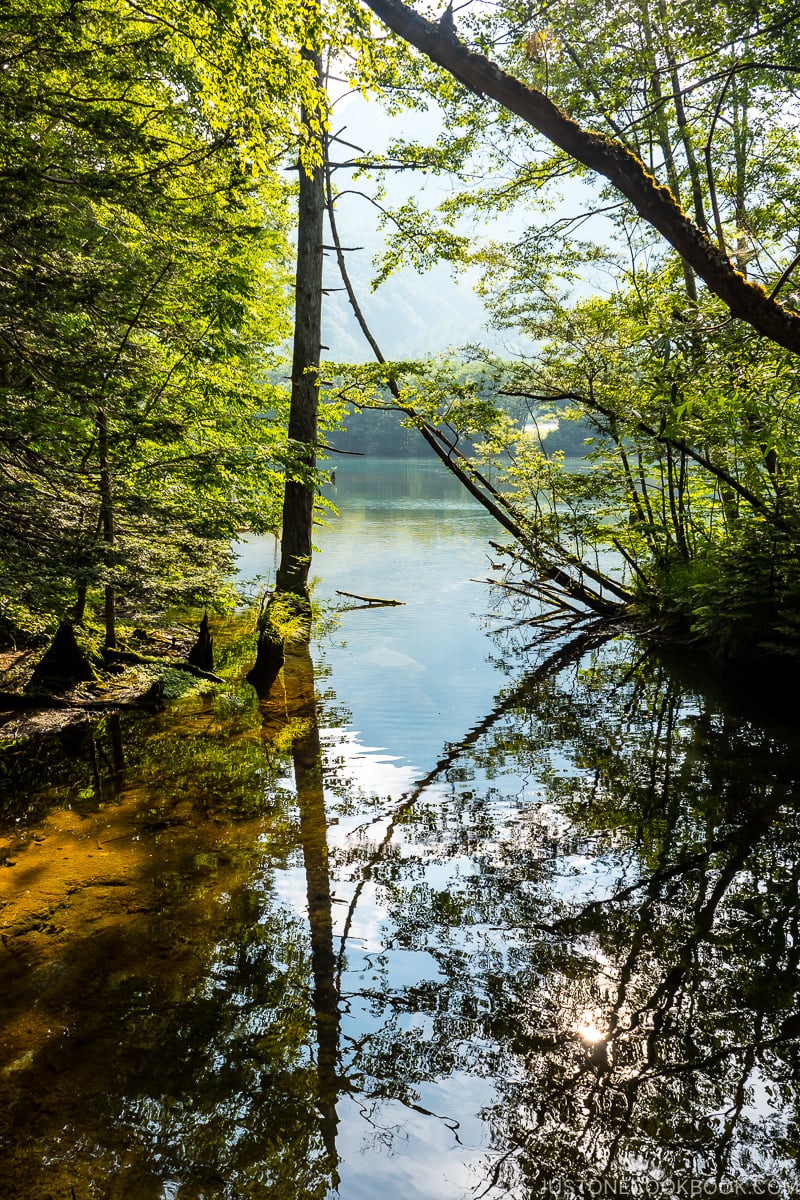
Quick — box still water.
[234,456,506,768]
[1,457,800,1200]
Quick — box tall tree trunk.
[639,0,697,301]
[248,52,325,694]
[275,58,325,598]
[97,406,116,650]
[72,582,87,624]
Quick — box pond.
[1,457,799,1200]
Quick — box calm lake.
[1,456,799,1199]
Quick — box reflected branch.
[336,626,612,977]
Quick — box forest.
[2,0,800,683]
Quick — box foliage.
[0,0,321,638]
[5,623,800,1196]
[325,630,800,1194]
[327,354,517,452]
[337,0,800,663]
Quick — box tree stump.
[246,592,311,698]
[187,611,214,671]
[27,621,98,692]
[246,621,284,697]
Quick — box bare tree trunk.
[275,59,325,598]
[248,53,325,694]
[638,0,697,301]
[97,406,116,650]
[72,582,87,624]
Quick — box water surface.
[1,456,799,1200]
[235,457,505,769]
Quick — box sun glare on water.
[575,1010,608,1044]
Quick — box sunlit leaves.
[0,0,304,631]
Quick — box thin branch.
[769,248,800,300]
[502,388,798,535]
[703,68,735,255]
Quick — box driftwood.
[0,683,164,712]
[335,590,405,607]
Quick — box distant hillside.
[326,399,594,460]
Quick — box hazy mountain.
[321,95,518,362]
[318,91,608,364]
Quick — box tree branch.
[359,0,800,355]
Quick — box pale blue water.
[235,456,508,770]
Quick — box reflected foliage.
[1,636,799,1197]
[338,637,800,1196]
[0,669,338,1199]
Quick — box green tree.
[0,0,318,646]
[337,0,800,662]
[356,0,800,349]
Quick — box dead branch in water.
[335,589,405,607]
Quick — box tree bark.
[275,56,326,597]
[97,406,117,649]
[250,52,325,693]
[187,610,214,671]
[72,582,88,625]
[360,0,800,356]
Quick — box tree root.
[103,648,224,683]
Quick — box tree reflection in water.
[0,660,340,1199]
[259,637,342,1189]
[342,636,800,1197]
[0,632,798,1197]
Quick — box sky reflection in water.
[235,457,505,771]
